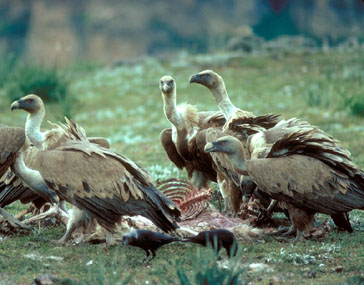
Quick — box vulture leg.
[217,175,230,213]
[56,206,85,244]
[105,230,116,246]
[191,171,209,190]
[277,229,305,244]
[0,208,32,230]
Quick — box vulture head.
[189,70,223,90]
[160,75,176,97]
[11,94,44,115]
[204,135,241,155]
[205,135,248,175]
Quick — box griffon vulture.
[205,127,364,242]
[189,70,281,213]
[0,124,59,228]
[0,109,110,229]
[11,94,181,244]
[159,75,226,189]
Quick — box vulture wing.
[246,155,364,215]
[24,141,180,232]
[160,128,186,169]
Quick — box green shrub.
[0,51,17,87]
[175,241,245,285]
[3,62,77,118]
[344,93,364,117]
[6,64,69,102]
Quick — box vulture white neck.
[227,144,248,176]
[211,83,236,119]
[25,109,45,149]
[163,91,182,128]
[12,152,46,193]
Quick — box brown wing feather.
[24,144,180,232]
[246,155,364,215]
[0,126,25,175]
[160,128,186,169]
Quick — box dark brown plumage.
[205,130,364,241]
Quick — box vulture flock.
[1,69,364,259]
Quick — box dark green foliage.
[6,64,68,103]
[175,241,245,285]
[345,93,364,117]
[302,83,330,108]
[0,51,17,87]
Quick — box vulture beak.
[189,74,202,84]
[10,100,23,111]
[161,82,169,93]
[204,141,220,153]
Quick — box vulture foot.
[0,208,32,231]
[276,230,305,244]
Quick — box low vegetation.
[1,48,364,284]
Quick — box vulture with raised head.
[189,70,281,213]
[159,75,226,189]
[11,94,181,244]
[205,125,364,241]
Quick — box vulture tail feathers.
[330,212,353,233]
[138,181,181,231]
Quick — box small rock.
[270,277,282,284]
[86,260,93,266]
[25,242,39,248]
[31,274,60,285]
[303,269,316,279]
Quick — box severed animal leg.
[23,203,69,225]
[269,225,295,237]
[15,203,37,220]
[0,208,32,230]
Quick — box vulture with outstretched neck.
[205,128,364,242]
[189,70,281,213]
[11,94,181,243]
[159,75,226,189]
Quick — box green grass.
[1,49,364,283]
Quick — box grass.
[1,49,364,283]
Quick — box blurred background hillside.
[1,0,363,65]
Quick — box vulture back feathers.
[23,119,181,233]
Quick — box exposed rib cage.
[157,178,212,220]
